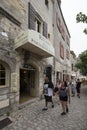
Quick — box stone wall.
[0,0,56,114]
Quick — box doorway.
[46,66,52,81]
[20,66,36,104]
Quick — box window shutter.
[43,21,47,38]
[60,42,64,59]
[28,3,36,30]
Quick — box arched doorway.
[45,66,52,81]
[19,65,37,104]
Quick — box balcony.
[14,30,55,58]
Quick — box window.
[61,27,65,40]
[45,0,49,7]
[72,64,73,71]
[0,64,5,85]
[66,35,70,46]
[48,33,50,39]
[43,21,47,38]
[35,19,41,33]
[56,13,65,40]
[29,3,47,37]
[60,42,64,59]
[66,49,69,59]
[56,13,61,33]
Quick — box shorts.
[59,96,68,101]
[76,87,80,93]
[44,95,52,102]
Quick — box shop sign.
[15,30,54,57]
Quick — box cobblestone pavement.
[2,85,87,130]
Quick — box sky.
[61,0,87,57]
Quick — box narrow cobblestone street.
[2,85,87,130]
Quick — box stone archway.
[19,64,39,104]
[45,65,52,81]
[0,55,16,73]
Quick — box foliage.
[76,12,87,34]
[75,50,87,76]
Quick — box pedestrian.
[54,80,61,105]
[76,78,81,98]
[54,80,61,93]
[71,81,76,97]
[64,81,70,112]
[57,80,61,89]
[58,81,70,115]
[42,77,54,111]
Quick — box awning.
[14,30,55,58]
[71,73,76,77]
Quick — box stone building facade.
[70,50,77,80]
[0,0,70,114]
[53,0,71,82]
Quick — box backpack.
[59,87,67,97]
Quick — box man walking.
[76,79,81,98]
[42,77,54,110]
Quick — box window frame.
[66,49,69,60]
[0,63,9,88]
[60,42,64,59]
[45,0,49,7]
[35,18,42,33]
[0,64,6,87]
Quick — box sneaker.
[42,107,48,111]
[52,104,54,108]
[61,112,66,115]
[78,95,80,98]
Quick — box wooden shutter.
[28,3,36,30]
[43,21,47,38]
[60,42,64,59]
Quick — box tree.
[76,12,87,34]
[75,50,87,76]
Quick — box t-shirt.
[43,84,48,96]
[59,87,68,97]
[76,82,81,88]
[48,87,53,96]
[43,82,53,96]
